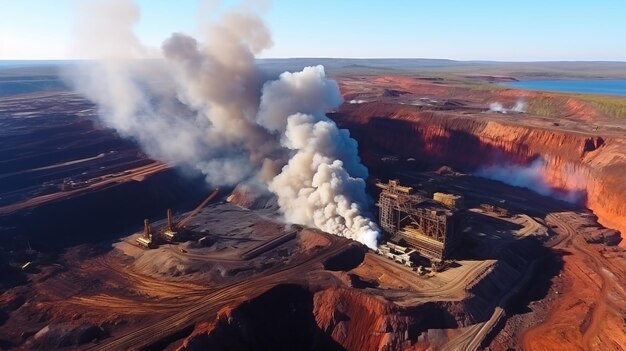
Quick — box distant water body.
[502,79,626,96]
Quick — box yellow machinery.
[433,192,464,209]
[136,219,157,248]
[135,189,219,248]
[161,208,179,242]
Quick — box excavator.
[136,188,219,248]
[136,219,158,249]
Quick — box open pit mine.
[2,66,626,351]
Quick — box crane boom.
[178,188,219,227]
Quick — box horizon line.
[2,58,626,64]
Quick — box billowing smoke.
[68,0,279,185]
[259,67,379,248]
[348,99,367,104]
[66,0,380,248]
[488,102,506,113]
[475,158,584,203]
[511,100,527,113]
[489,99,527,114]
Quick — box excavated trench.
[333,107,626,242]
[178,284,346,351]
[174,236,554,351]
[0,170,209,251]
[177,284,467,351]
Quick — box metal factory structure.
[376,180,463,261]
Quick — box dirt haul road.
[521,213,626,351]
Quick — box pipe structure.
[144,219,151,237]
[167,209,174,231]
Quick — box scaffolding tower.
[376,179,461,261]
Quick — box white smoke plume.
[488,102,506,113]
[348,99,367,104]
[489,99,527,114]
[67,0,279,185]
[66,0,380,248]
[511,99,527,113]
[475,158,584,204]
[259,67,379,248]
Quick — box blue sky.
[1,0,625,61]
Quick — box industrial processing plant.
[376,179,464,262]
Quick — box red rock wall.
[177,285,463,351]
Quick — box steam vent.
[376,180,463,261]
